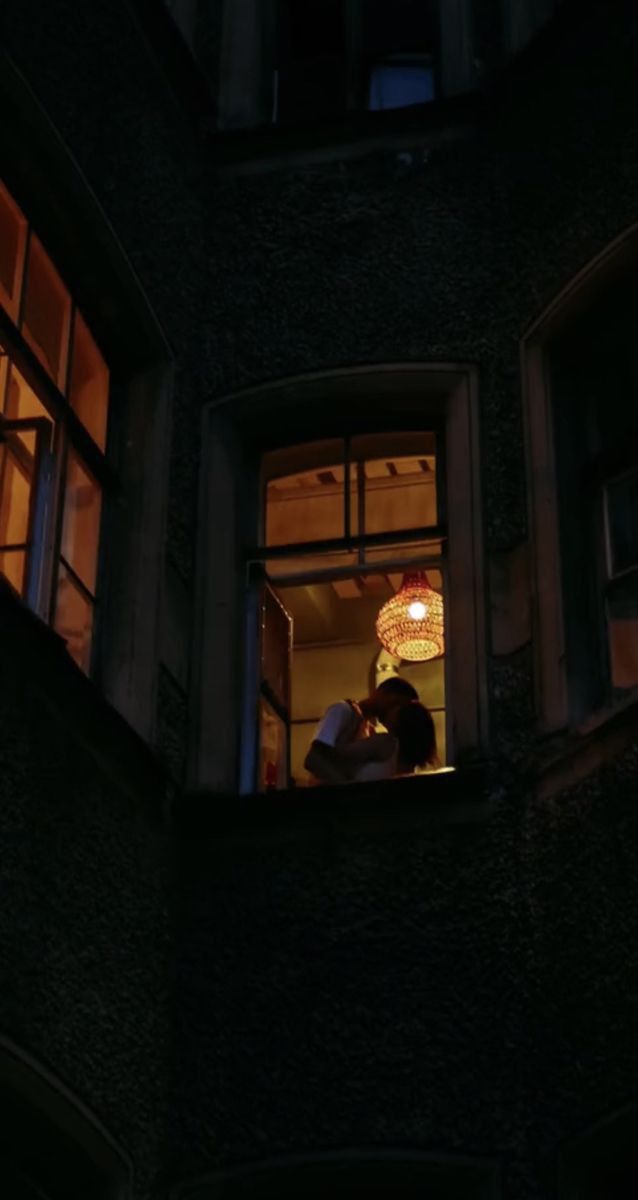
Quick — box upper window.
[548,282,638,722]
[275,0,438,125]
[0,178,110,674]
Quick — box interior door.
[0,415,54,612]
[241,564,293,793]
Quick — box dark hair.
[395,701,438,770]
[376,677,418,702]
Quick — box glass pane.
[607,571,638,691]
[69,311,109,449]
[6,364,50,452]
[60,451,102,594]
[54,563,94,673]
[369,62,434,110]
[22,234,72,388]
[0,180,27,321]
[265,549,359,579]
[0,348,8,411]
[364,538,443,569]
[0,441,32,546]
[259,696,288,791]
[0,549,26,594]
[266,461,350,546]
[261,583,291,712]
[606,471,638,576]
[360,449,437,536]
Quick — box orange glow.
[22,234,72,389]
[54,563,93,672]
[0,181,27,322]
[60,450,102,594]
[69,311,109,449]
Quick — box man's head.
[372,676,418,726]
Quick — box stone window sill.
[178,763,494,842]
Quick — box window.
[547,280,638,723]
[0,178,110,674]
[275,0,439,124]
[192,366,487,794]
[250,433,445,790]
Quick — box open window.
[193,365,486,795]
[241,432,448,791]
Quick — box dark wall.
[0,591,172,1199]
[173,749,638,1197]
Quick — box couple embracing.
[304,677,438,785]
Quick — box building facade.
[1,0,638,1196]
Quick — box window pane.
[266,461,350,546]
[60,451,102,594]
[369,61,434,110]
[0,548,26,594]
[69,311,109,450]
[54,562,94,672]
[265,549,359,579]
[22,234,72,389]
[607,571,638,690]
[359,451,438,535]
[6,364,50,452]
[606,471,638,576]
[0,441,32,546]
[259,696,289,791]
[0,180,27,321]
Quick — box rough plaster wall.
[0,673,171,1199]
[172,738,638,1196]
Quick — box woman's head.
[393,700,438,771]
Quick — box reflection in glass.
[60,450,102,594]
[606,471,638,577]
[607,571,638,691]
[6,365,51,452]
[54,563,94,673]
[0,442,32,546]
[0,549,25,594]
[69,311,109,449]
[22,234,72,388]
[0,181,27,321]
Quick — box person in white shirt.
[304,677,425,784]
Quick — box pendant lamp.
[375,571,444,662]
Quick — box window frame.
[0,198,114,676]
[523,223,638,739]
[191,364,487,794]
[216,0,477,131]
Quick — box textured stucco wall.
[172,744,638,1197]
[2,2,638,1196]
[0,632,172,1199]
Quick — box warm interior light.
[408,600,426,620]
[376,571,444,662]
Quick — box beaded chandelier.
[375,571,444,662]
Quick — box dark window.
[550,280,638,718]
[275,0,438,125]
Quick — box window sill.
[534,690,638,800]
[207,91,484,175]
[177,763,494,842]
[0,576,167,813]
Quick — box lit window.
[368,56,435,110]
[250,433,446,790]
[0,177,111,675]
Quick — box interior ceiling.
[280,572,441,647]
[269,454,435,493]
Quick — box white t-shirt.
[313,701,368,748]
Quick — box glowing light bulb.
[408,600,427,620]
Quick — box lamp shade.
[375,571,444,661]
